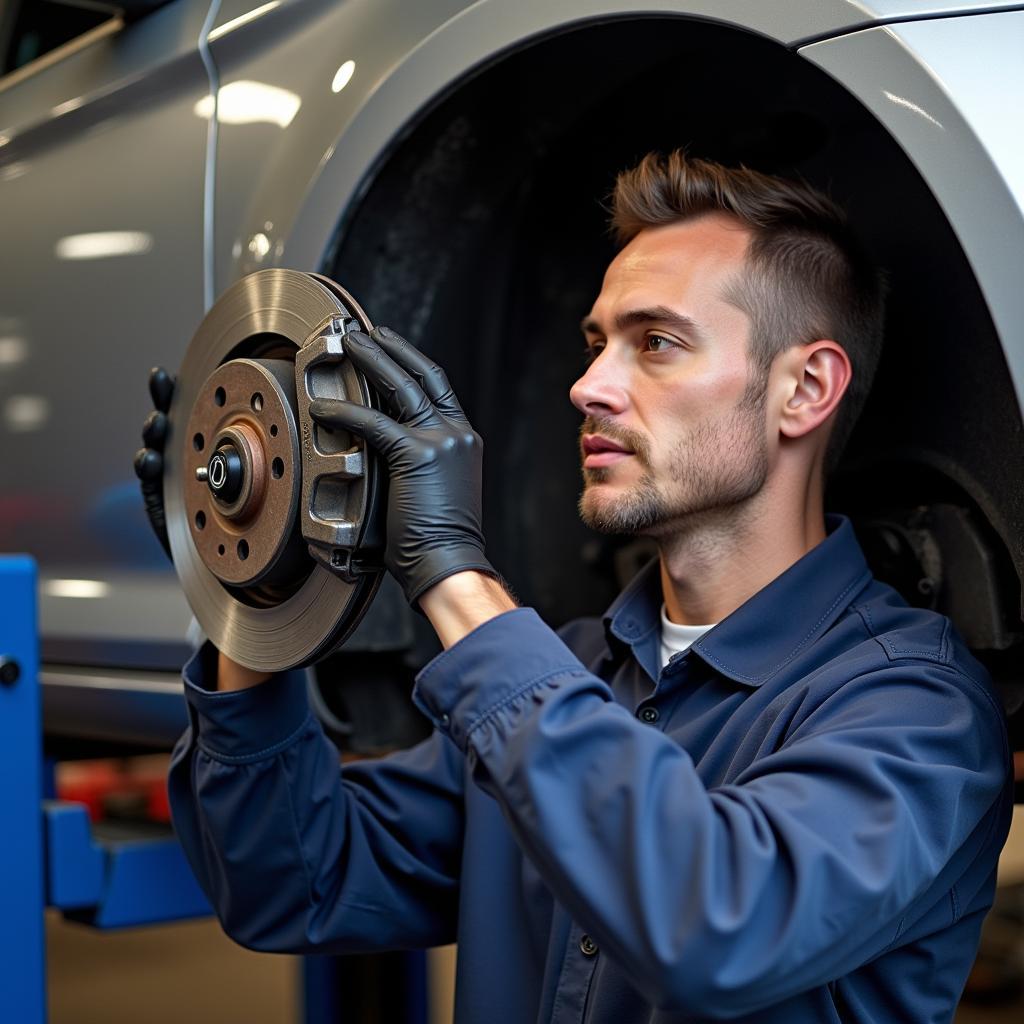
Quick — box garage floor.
[46,912,299,1023]
[46,914,461,1024]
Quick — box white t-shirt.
[660,604,716,670]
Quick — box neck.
[658,468,826,626]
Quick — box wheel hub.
[183,357,301,588]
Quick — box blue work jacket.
[169,516,1013,1022]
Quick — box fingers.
[309,398,406,454]
[370,327,468,424]
[142,410,168,451]
[343,331,435,425]
[134,447,163,481]
[148,367,175,413]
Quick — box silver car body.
[1,0,1022,744]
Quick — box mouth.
[582,433,634,469]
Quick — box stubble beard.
[577,382,769,537]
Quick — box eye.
[644,333,678,353]
[582,342,605,365]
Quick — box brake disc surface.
[165,269,385,671]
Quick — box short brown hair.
[611,151,885,472]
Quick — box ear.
[777,340,852,441]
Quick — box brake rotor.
[165,269,386,672]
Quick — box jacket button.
[638,706,659,724]
[438,713,450,728]
[579,934,599,957]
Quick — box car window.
[1,0,118,77]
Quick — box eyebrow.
[580,305,706,341]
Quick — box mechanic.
[137,152,1012,1022]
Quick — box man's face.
[571,214,770,536]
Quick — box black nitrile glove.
[133,367,175,559]
[309,327,498,606]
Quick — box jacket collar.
[602,515,873,688]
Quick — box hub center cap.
[205,444,244,503]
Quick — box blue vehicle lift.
[1,555,428,1023]
[1,556,211,1023]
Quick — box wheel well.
[327,16,1024,653]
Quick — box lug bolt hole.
[195,510,206,530]
[214,387,226,407]
[270,424,278,437]
[217,544,225,556]
[251,392,263,413]
[193,432,205,452]
[271,457,284,479]
[237,539,249,561]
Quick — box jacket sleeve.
[168,643,464,955]
[412,608,1011,1018]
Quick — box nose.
[570,350,629,417]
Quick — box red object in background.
[56,756,172,824]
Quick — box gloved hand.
[132,367,175,559]
[309,326,498,606]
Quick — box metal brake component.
[294,319,372,574]
[164,269,385,672]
